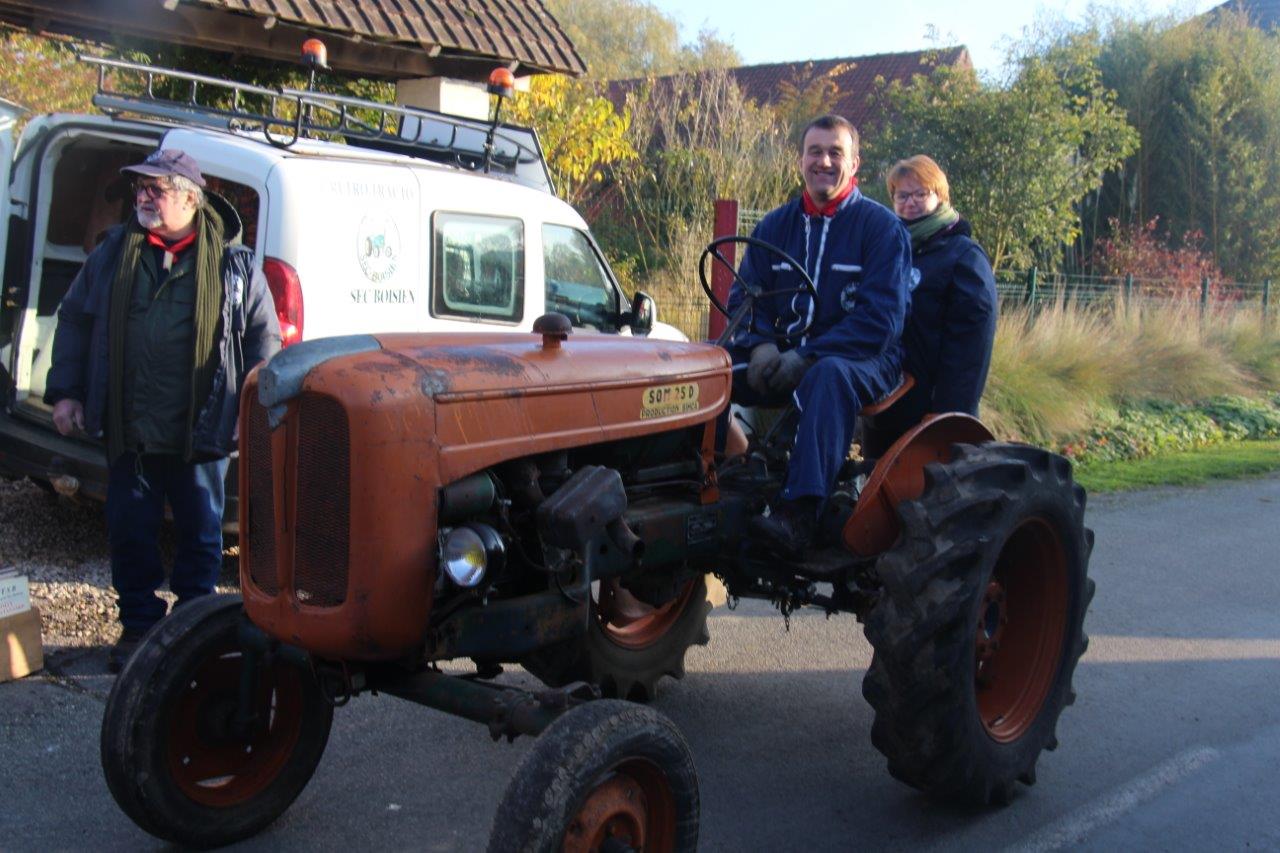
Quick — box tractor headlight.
[439,524,504,588]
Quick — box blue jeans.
[106,452,229,634]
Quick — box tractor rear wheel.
[862,443,1095,806]
[522,575,711,702]
[101,594,333,848]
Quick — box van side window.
[204,176,261,250]
[543,225,618,331]
[431,213,524,323]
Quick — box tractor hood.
[243,329,730,659]
[256,330,732,484]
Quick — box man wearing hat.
[44,149,281,671]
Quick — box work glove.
[746,343,781,395]
[767,349,813,395]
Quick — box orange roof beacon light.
[483,66,517,174]
[487,67,516,99]
[301,38,328,91]
[301,38,328,68]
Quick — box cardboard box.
[0,573,32,619]
[1,606,44,682]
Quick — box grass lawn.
[1074,439,1280,492]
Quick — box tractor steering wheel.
[698,235,818,347]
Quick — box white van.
[0,58,679,514]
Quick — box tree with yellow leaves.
[503,74,635,207]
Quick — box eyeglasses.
[133,181,174,201]
[893,189,934,204]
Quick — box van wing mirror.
[627,291,655,337]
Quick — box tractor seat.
[861,373,914,417]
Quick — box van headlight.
[439,524,504,588]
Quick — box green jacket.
[121,245,198,454]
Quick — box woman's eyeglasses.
[893,189,933,204]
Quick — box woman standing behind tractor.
[877,155,997,445]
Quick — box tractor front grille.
[292,394,351,607]
[244,391,279,595]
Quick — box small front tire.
[101,594,333,848]
[487,700,700,853]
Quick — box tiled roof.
[189,0,585,76]
[610,47,969,133]
[1205,0,1280,28]
[724,47,971,131]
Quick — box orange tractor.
[101,239,1094,850]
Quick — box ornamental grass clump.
[983,300,1123,444]
[982,297,1278,449]
[1112,300,1250,401]
[1203,310,1280,391]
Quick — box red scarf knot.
[802,177,858,217]
[146,230,196,270]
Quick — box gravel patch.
[0,478,236,649]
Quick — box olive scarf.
[106,203,225,463]
[904,202,961,251]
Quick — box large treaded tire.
[522,575,712,702]
[487,700,700,853]
[862,442,1096,807]
[101,594,333,848]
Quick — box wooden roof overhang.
[0,0,585,81]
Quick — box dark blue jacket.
[43,193,280,461]
[728,189,911,364]
[903,219,997,415]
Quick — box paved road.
[4,474,1279,851]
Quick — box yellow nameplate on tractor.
[641,382,700,418]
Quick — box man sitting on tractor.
[728,114,912,558]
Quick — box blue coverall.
[727,189,912,501]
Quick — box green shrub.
[1064,396,1280,466]
[1198,396,1280,439]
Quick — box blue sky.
[647,0,1225,77]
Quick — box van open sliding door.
[8,124,157,415]
[0,97,24,397]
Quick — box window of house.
[542,224,618,331]
[431,213,524,323]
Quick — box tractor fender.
[842,414,995,557]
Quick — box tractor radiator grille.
[293,394,351,607]
[244,392,279,595]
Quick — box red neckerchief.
[146,230,197,270]
[801,177,857,217]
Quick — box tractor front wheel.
[101,594,333,848]
[487,700,699,853]
[862,443,1095,806]
[522,575,711,702]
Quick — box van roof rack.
[79,55,555,194]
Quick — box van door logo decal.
[357,215,401,284]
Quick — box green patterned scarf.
[106,203,225,463]
[904,202,960,250]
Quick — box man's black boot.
[750,497,819,560]
[107,628,145,674]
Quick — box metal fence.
[996,268,1273,316]
[739,205,1274,317]
[651,205,1278,341]
[653,290,713,342]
